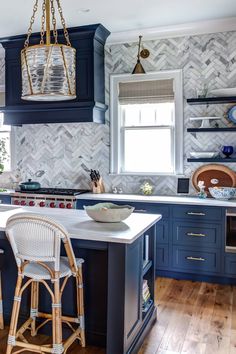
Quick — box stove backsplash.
[1,30,236,195]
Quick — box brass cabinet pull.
[135,209,147,213]
[186,256,205,262]
[186,232,206,237]
[187,212,206,216]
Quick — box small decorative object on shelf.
[197,180,207,199]
[140,182,153,195]
[90,169,105,194]
[189,152,219,159]
[196,83,209,98]
[221,145,234,158]
[142,279,152,313]
[210,88,236,97]
[189,117,221,129]
[227,106,236,124]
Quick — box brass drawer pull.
[187,212,206,216]
[186,256,205,262]
[186,232,206,237]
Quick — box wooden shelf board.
[187,158,236,163]
[187,97,236,105]
[187,127,236,132]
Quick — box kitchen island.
[0,205,161,354]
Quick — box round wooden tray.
[192,164,236,192]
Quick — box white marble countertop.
[0,205,161,244]
[76,192,236,207]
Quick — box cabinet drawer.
[156,244,169,269]
[173,205,222,221]
[173,246,220,274]
[156,220,169,244]
[76,200,169,217]
[225,254,236,277]
[173,222,221,248]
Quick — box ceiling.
[0,0,236,39]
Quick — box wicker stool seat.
[22,257,84,280]
[5,212,86,354]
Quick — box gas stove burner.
[15,188,90,196]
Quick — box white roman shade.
[118,79,174,104]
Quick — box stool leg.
[52,276,63,354]
[76,264,85,347]
[0,272,4,329]
[30,281,39,336]
[6,274,23,354]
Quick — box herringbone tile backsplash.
[1,31,236,195]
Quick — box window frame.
[110,70,184,176]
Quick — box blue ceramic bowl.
[209,187,236,200]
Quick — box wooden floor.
[139,277,236,354]
[0,277,236,353]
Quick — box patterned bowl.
[84,203,135,222]
[208,187,236,200]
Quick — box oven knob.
[39,201,45,207]
[66,203,73,209]
[20,200,26,206]
[29,201,35,207]
[50,202,56,208]
[14,200,20,205]
[59,203,65,209]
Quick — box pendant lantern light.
[21,0,76,101]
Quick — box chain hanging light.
[21,0,76,101]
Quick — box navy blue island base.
[0,223,157,354]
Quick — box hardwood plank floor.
[139,277,236,354]
[0,278,235,353]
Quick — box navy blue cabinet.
[76,198,236,283]
[225,255,236,276]
[0,24,110,125]
[0,195,11,204]
[173,222,221,248]
[173,246,221,274]
[172,205,222,221]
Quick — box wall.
[0,31,236,194]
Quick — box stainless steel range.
[11,188,89,209]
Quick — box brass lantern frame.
[21,0,76,102]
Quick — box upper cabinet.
[0,24,110,125]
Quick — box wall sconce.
[132,35,150,74]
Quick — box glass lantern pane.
[21,44,76,101]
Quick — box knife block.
[91,178,105,194]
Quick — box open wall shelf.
[187,158,236,163]
[187,127,236,132]
[187,97,236,105]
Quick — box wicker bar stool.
[5,212,85,354]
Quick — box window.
[0,113,11,172]
[110,71,183,175]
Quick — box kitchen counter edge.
[76,192,236,207]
